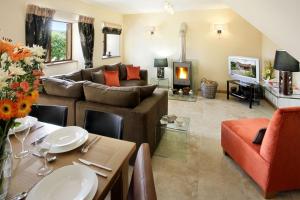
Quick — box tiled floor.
[152,93,300,200]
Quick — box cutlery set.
[76,136,112,178]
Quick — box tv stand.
[227,80,262,108]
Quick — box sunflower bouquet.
[0,39,45,197]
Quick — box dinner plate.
[27,165,98,200]
[8,116,38,135]
[45,126,89,154]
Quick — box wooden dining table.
[7,122,136,200]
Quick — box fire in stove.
[176,67,188,80]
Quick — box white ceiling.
[81,0,229,14]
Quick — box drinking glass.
[36,141,53,176]
[13,120,31,159]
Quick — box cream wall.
[223,0,300,61]
[0,0,123,76]
[123,9,262,91]
[261,35,300,87]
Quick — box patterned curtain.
[78,16,95,69]
[25,4,55,58]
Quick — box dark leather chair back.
[83,110,123,139]
[30,104,68,127]
[128,143,157,200]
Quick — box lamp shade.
[274,50,299,72]
[154,58,168,68]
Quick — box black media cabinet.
[227,80,263,108]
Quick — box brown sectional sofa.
[39,63,168,159]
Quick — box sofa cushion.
[120,80,147,87]
[83,82,140,108]
[139,85,157,100]
[63,71,82,81]
[104,70,120,87]
[127,66,141,80]
[81,66,104,81]
[119,64,133,80]
[43,78,84,98]
[104,63,121,71]
[91,70,105,84]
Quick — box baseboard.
[217,90,227,94]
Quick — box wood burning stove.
[173,61,192,89]
[172,23,192,91]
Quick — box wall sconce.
[146,26,156,35]
[214,24,225,38]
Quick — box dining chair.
[128,143,157,200]
[83,110,123,139]
[30,104,68,127]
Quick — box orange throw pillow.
[104,70,120,87]
[126,66,141,80]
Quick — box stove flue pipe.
[179,22,187,62]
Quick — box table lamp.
[274,50,299,95]
[154,58,168,78]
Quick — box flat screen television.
[228,56,260,83]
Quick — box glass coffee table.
[169,94,197,102]
[155,116,190,160]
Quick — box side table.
[155,116,190,160]
[150,77,170,89]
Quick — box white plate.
[9,116,38,135]
[45,127,89,154]
[85,168,98,200]
[27,165,98,200]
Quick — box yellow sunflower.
[0,100,17,120]
[28,90,39,103]
[16,97,32,118]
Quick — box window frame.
[46,20,73,63]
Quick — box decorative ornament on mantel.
[0,39,45,199]
[263,60,276,83]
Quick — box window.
[105,34,120,57]
[102,26,121,59]
[47,20,72,62]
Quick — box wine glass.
[36,141,53,176]
[13,120,31,159]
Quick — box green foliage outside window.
[51,31,67,61]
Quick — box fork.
[81,136,101,153]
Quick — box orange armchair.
[221,107,300,198]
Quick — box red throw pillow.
[126,66,141,80]
[104,70,120,87]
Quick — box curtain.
[78,16,95,69]
[25,4,55,58]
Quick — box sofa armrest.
[140,70,148,83]
[132,89,168,154]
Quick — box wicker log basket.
[200,78,218,99]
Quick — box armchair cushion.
[253,128,267,145]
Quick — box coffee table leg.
[111,158,129,200]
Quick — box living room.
[1,0,300,199]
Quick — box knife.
[78,158,112,172]
[72,162,108,178]
[30,135,48,145]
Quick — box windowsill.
[45,60,77,67]
[102,56,121,60]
